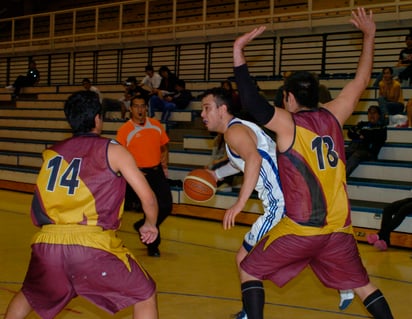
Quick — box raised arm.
[326,8,376,126]
[233,26,294,150]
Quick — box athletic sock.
[241,280,264,319]
[363,289,393,319]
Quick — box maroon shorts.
[241,232,369,290]
[22,243,156,319]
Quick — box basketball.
[183,169,217,202]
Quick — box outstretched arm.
[326,7,376,126]
[233,26,294,151]
[109,143,158,244]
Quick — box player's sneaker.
[339,289,354,311]
[366,233,379,244]
[233,309,247,319]
[374,240,388,251]
[5,85,14,90]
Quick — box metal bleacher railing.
[1,0,412,87]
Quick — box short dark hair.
[64,91,102,134]
[145,65,154,72]
[368,105,381,115]
[176,79,186,88]
[159,66,170,74]
[200,87,235,115]
[284,71,319,109]
[82,78,91,84]
[130,94,148,106]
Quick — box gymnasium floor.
[0,189,411,319]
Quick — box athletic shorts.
[22,243,156,319]
[241,232,369,290]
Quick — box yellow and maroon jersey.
[31,134,126,230]
[276,108,351,235]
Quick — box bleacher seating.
[0,1,411,249]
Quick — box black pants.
[378,197,412,246]
[126,164,172,249]
[13,75,36,96]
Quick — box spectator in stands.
[82,78,103,103]
[149,79,193,123]
[221,79,242,115]
[140,64,162,95]
[119,89,134,119]
[156,65,179,93]
[345,105,387,177]
[116,95,172,257]
[373,33,412,87]
[124,76,148,99]
[273,71,293,108]
[6,60,40,99]
[3,90,159,319]
[407,98,412,127]
[366,198,412,251]
[274,72,332,108]
[377,67,405,123]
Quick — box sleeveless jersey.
[276,108,351,233]
[226,118,285,241]
[31,134,126,230]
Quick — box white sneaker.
[339,289,354,311]
[5,85,14,90]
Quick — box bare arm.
[325,7,376,126]
[222,124,261,230]
[160,144,169,177]
[108,142,158,244]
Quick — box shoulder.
[117,120,133,132]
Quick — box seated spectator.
[82,78,103,103]
[155,66,179,94]
[140,64,162,95]
[119,89,134,119]
[373,33,412,87]
[221,79,241,115]
[6,60,40,99]
[345,105,387,177]
[377,67,405,123]
[273,71,293,108]
[149,79,193,123]
[124,76,149,99]
[407,98,412,127]
[366,198,412,251]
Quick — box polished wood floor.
[1,189,411,319]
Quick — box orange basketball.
[183,169,217,202]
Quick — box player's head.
[201,87,235,115]
[283,71,319,110]
[64,90,102,134]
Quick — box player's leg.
[239,269,264,319]
[354,283,393,319]
[4,291,33,319]
[133,291,158,319]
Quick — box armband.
[215,162,241,180]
